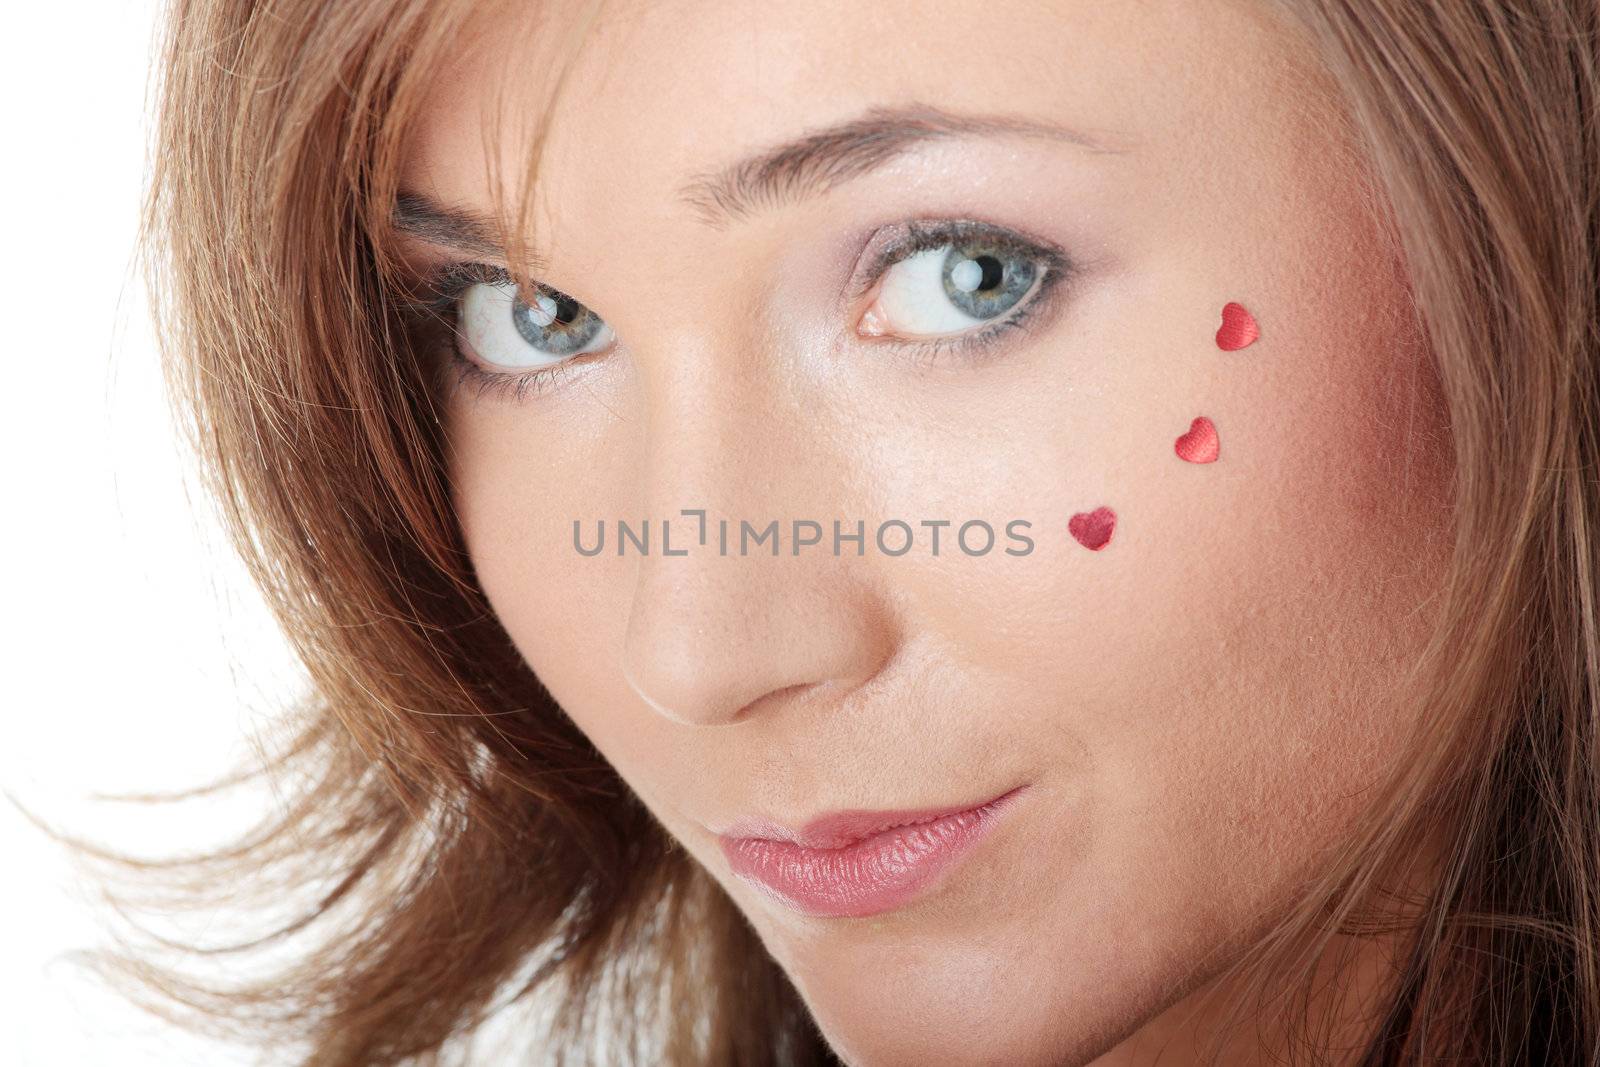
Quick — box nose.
[618,365,897,728]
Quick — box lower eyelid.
[442,348,585,405]
[866,261,1066,357]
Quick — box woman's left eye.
[855,224,1065,346]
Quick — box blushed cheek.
[1136,281,1447,887]
[945,193,1449,933]
[1246,241,1448,573]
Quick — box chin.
[756,898,1201,1067]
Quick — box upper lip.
[714,785,1027,850]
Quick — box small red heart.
[1068,507,1116,551]
[1215,302,1259,351]
[1174,416,1220,464]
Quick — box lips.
[716,786,1027,918]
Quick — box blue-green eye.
[458,278,614,369]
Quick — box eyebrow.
[392,193,508,260]
[679,102,1121,228]
[393,102,1121,260]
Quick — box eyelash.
[412,219,1071,404]
[408,262,580,405]
[850,218,1071,370]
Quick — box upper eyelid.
[441,262,512,294]
[408,261,513,315]
[846,219,1069,303]
[420,216,1067,319]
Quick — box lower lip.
[717,787,1027,918]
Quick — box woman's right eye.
[457,278,615,370]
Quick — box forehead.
[399,0,1333,275]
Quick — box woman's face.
[398,0,1451,1061]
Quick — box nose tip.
[622,658,821,727]
[620,563,895,728]
[620,624,750,726]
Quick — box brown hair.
[85,0,1599,1062]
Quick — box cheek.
[1007,235,1445,958]
[443,404,720,807]
[445,408,629,698]
[847,169,1452,976]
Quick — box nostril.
[732,681,821,722]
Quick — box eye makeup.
[844,217,1073,370]
[399,214,1075,405]
[403,261,602,405]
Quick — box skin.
[396,1,1455,1063]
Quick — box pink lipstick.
[716,785,1027,918]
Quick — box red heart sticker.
[1174,416,1220,464]
[1069,507,1116,551]
[1215,302,1259,351]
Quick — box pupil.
[975,255,1004,292]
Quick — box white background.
[2,4,304,1063]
